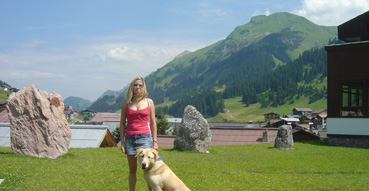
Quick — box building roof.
[292,129,320,142]
[312,109,327,115]
[281,118,300,122]
[69,125,117,148]
[338,11,369,42]
[167,118,182,123]
[90,112,121,122]
[293,108,313,112]
[0,124,117,148]
[264,112,279,116]
[0,110,10,123]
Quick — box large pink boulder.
[6,85,71,159]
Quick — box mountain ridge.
[144,12,336,103]
[86,12,337,117]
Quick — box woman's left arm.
[149,98,158,150]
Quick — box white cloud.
[252,9,271,16]
[294,0,369,26]
[107,47,144,62]
[0,29,212,101]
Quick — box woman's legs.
[127,155,137,191]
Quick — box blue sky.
[1,0,368,101]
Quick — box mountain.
[173,50,192,60]
[89,12,337,116]
[97,89,125,100]
[64,96,92,111]
[145,12,336,104]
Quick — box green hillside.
[0,81,15,103]
[145,12,336,105]
[208,96,327,123]
[0,89,11,102]
[88,12,337,116]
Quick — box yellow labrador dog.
[136,148,190,191]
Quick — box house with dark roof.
[264,112,280,121]
[312,109,327,116]
[325,11,369,148]
[292,108,312,116]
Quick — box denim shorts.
[124,133,153,155]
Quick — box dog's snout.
[141,162,147,169]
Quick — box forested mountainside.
[87,12,337,117]
[156,40,341,118]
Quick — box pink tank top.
[125,106,150,135]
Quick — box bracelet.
[153,140,158,143]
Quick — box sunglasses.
[133,84,143,87]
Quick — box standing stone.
[262,130,269,142]
[6,85,71,159]
[174,105,211,153]
[274,125,294,149]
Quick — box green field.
[0,89,11,102]
[208,96,327,123]
[1,141,368,190]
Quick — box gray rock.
[274,125,293,149]
[174,105,211,153]
[6,85,71,159]
[262,131,269,142]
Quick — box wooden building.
[325,11,369,148]
[264,112,280,121]
[292,108,312,116]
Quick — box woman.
[119,76,158,191]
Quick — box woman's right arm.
[119,101,127,154]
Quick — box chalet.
[281,117,300,128]
[312,109,327,116]
[264,112,280,121]
[80,109,94,116]
[312,114,327,130]
[325,11,369,148]
[292,108,312,116]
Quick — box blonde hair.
[126,76,148,103]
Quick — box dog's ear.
[135,148,143,158]
[151,149,159,161]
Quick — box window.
[340,80,367,117]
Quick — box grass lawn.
[1,141,368,190]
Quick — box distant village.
[62,104,328,147]
[1,97,327,149]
